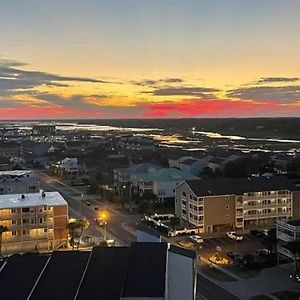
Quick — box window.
[182,209,186,215]
[226,214,229,218]
[44,228,48,233]
[22,230,30,235]
[226,205,229,209]
[182,192,187,197]
[22,219,29,224]
[31,219,36,224]
[22,207,30,213]
[39,218,44,224]
[12,230,17,236]
[12,219,17,225]
[11,208,16,213]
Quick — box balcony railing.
[244,211,292,220]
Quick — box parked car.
[209,254,230,265]
[189,235,204,244]
[250,229,268,238]
[226,231,243,241]
[227,251,240,260]
[256,249,269,257]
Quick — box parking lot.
[173,233,264,262]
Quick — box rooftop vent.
[41,191,46,198]
[21,194,25,200]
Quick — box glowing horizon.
[1,0,300,119]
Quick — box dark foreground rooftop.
[0,242,195,300]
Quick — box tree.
[67,222,81,250]
[169,217,181,230]
[241,254,255,269]
[286,240,300,276]
[77,219,90,249]
[0,225,8,257]
[261,228,277,255]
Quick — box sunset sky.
[1,0,300,119]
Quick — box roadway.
[197,274,240,300]
[39,172,137,246]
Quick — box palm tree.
[77,218,89,249]
[286,240,300,276]
[67,222,80,250]
[0,225,8,257]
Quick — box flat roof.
[287,219,300,227]
[0,192,68,209]
[0,170,33,177]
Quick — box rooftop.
[185,176,298,197]
[0,170,33,177]
[0,243,195,300]
[0,192,68,209]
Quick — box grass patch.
[272,290,300,300]
[200,264,237,282]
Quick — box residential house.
[0,170,39,195]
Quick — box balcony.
[277,231,295,243]
[244,211,292,220]
[277,245,293,259]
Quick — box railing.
[277,231,295,243]
[244,211,292,220]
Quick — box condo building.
[0,191,68,255]
[175,177,299,234]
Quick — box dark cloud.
[257,77,300,84]
[0,59,113,95]
[36,93,110,109]
[131,77,184,87]
[227,86,300,103]
[145,86,219,98]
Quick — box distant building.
[114,163,162,189]
[0,170,39,195]
[135,168,200,201]
[175,177,299,233]
[0,191,68,255]
[54,157,79,178]
[277,219,300,260]
[169,156,208,176]
[0,243,197,300]
[32,125,56,136]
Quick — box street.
[197,274,240,300]
[40,172,137,246]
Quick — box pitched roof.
[137,168,200,182]
[185,176,298,197]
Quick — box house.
[0,243,197,300]
[114,163,162,190]
[135,168,200,201]
[0,170,39,195]
[0,191,68,255]
[169,156,208,176]
[54,157,87,178]
[175,177,299,233]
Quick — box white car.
[190,235,204,244]
[226,231,243,241]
